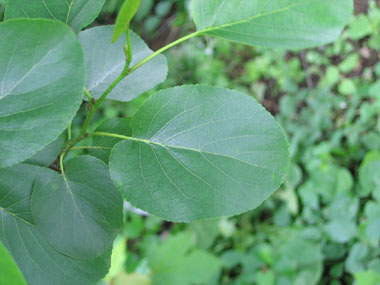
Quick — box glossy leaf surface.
[79,25,168,102]
[191,0,353,49]
[112,0,141,42]
[31,156,123,259]
[110,85,289,222]
[0,19,85,168]
[5,0,105,33]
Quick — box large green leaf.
[0,19,85,168]
[110,85,289,222]
[0,163,56,224]
[4,0,105,33]
[112,0,141,42]
[90,118,132,163]
[0,210,112,285]
[79,25,168,102]
[190,0,353,49]
[31,156,123,260]
[0,241,26,285]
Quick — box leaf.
[31,156,123,260]
[110,85,289,222]
[112,0,142,42]
[0,241,26,285]
[4,0,105,33]
[148,233,221,285]
[90,118,132,163]
[190,0,353,49]
[26,133,65,167]
[79,25,168,102]
[355,270,380,285]
[0,163,57,224]
[0,210,112,285]
[324,218,357,243]
[0,19,85,168]
[359,152,380,200]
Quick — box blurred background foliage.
[1,0,379,284]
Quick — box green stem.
[63,31,200,154]
[129,31,200,74]
[67,122,72,141]
[91,131,148,143]
[71,145,112,151]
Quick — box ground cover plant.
[0,0,354,284]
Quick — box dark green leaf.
[191,0,353,49]
[110,85,289,222]
[0,241,26,285]
[0,19,85,168]
[0,210,111,285]
[31,156,123,259]
[0,163,56,224]
[79,25,168,102]
[112,0,141,42]
[5,0,105,33]
[90,118,132,163]
[26,133,65,167]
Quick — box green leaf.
[148,233,221,285]
[0,163,57,224]
[355,270,380,285]
[26,133,65,167]
[0,19,85,168]
[79,25,168,102]
[190,0,353,49]
[347,15,373,40]
[359,152,380,200]
[346,243,370,274]
[5,0,105,33]
[0,210,112,285]
[31,156,123,259]
[90,118,132,163]
[110,85,289,222]
[112,0,141,42]
[324,218,357,243]
[0,241,26,285]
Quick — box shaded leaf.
[0,19,85,168]
[31,156,123,259]
[0,210,111,285]
[26,133,65,167]
[79,25,168,102]
[110,85,289,222]
[191,0,353,49]
[5,0,105,33]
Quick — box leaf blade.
[0,19,85,168]
[112,0,142,42]
[110,85,289,222]
[191,0,353,49]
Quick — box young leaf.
[0,163,57,225]
[90,118,132,163]
[0,210,112,285]
[112,0,142,42]
[4,0,105,33]
[79,25,168,102]
[109,85,289,222]
[31,156,123,260]
[190,0,353,49]
[0,19,85,168]
[0,242,26,285]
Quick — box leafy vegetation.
[1,0,378,285]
